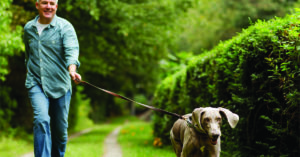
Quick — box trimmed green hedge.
[153,10,300,156]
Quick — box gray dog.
[170,107,239,157]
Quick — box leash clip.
[186,119,194,128]
[183,116,194,128]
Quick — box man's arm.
[63,21,81,84]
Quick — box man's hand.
[69,71,81,84]
[68,64,81,84]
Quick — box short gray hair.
[37,0,58,3]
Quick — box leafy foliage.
[0,0,24,132]
[0,0,298,143]
[0,0,23,81]
[176,0,300,53]
[56,0,195,121]
[1,0,195,131]
[152,11,300,156]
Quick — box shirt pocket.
[44,37,63,50]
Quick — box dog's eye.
[204,118,210,123]
[216,117,222,122]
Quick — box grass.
[118,119,175,157]
[65,124,117,157]
[0,134,33,157]
[0,116,176,157]
[0,124,117,157]
[65,115,133,157]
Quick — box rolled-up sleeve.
[63,23,80,69]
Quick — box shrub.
[153,10,300,156]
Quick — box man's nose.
[46,3,51,8]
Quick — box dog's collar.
[185,118,207,134]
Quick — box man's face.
[36,0,57,23]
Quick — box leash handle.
[76,79,184,120]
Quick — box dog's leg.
[180,145,191,157]
[180,135,194,157]
[170,130,182,157]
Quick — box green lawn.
[0,116,176,157]
[65,124,118,157]
[0,135,33,157]
[118,120,175,157]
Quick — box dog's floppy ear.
[219,107,239,128]
[192,107,206,133]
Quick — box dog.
[170,107,239,157]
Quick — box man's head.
[36,0,58,24]
[36,0,58,2]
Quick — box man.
[23,0,81,156]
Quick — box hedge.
[152,10,300,156]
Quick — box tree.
[0,0,24,131]
[57,0,195,120]
[4,0,195,127]
[176,0,300,53]
[0,0,23,81]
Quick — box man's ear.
[219,107,239,128]
[36,2,39,10]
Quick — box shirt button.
[40,59,42,62]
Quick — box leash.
[77,79,190,122]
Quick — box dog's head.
[191,107,239,145]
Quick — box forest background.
[1,0,299,156]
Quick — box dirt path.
[20,152,34,157]
[101,110,153,157]
[102,126,123,157]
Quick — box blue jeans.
[28,85,71,157]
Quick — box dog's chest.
[190,132,218,157]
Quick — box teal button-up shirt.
[24,15,80,98]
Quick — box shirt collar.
[33,15,57,28]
